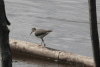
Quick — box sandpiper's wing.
[35,29,47,36]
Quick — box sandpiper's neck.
[33,31,35,34]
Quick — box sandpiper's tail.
[47,29,53,32]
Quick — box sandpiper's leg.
[40,38,43,46]
[42,38,46,46]
[38,39,42,46]
[41,41,42,45]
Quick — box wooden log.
[11,51,77,67]
[59,51,94,67]
[9,39,94,67]
[10,39,59,60]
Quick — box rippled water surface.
[2,0,100,67]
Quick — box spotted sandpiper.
[30,28,52,46]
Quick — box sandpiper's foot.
[38,44,42,47]
[44,44,46,46]
[41,42,42,45]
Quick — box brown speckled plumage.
[30,28,52,46]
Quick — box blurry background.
[5,0,96,57]
[2,0,100,66]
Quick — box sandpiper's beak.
[30,31,33,35]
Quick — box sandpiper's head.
[30,28,36,35]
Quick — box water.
[2,0,100,67]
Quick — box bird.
[30,28,52,46]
